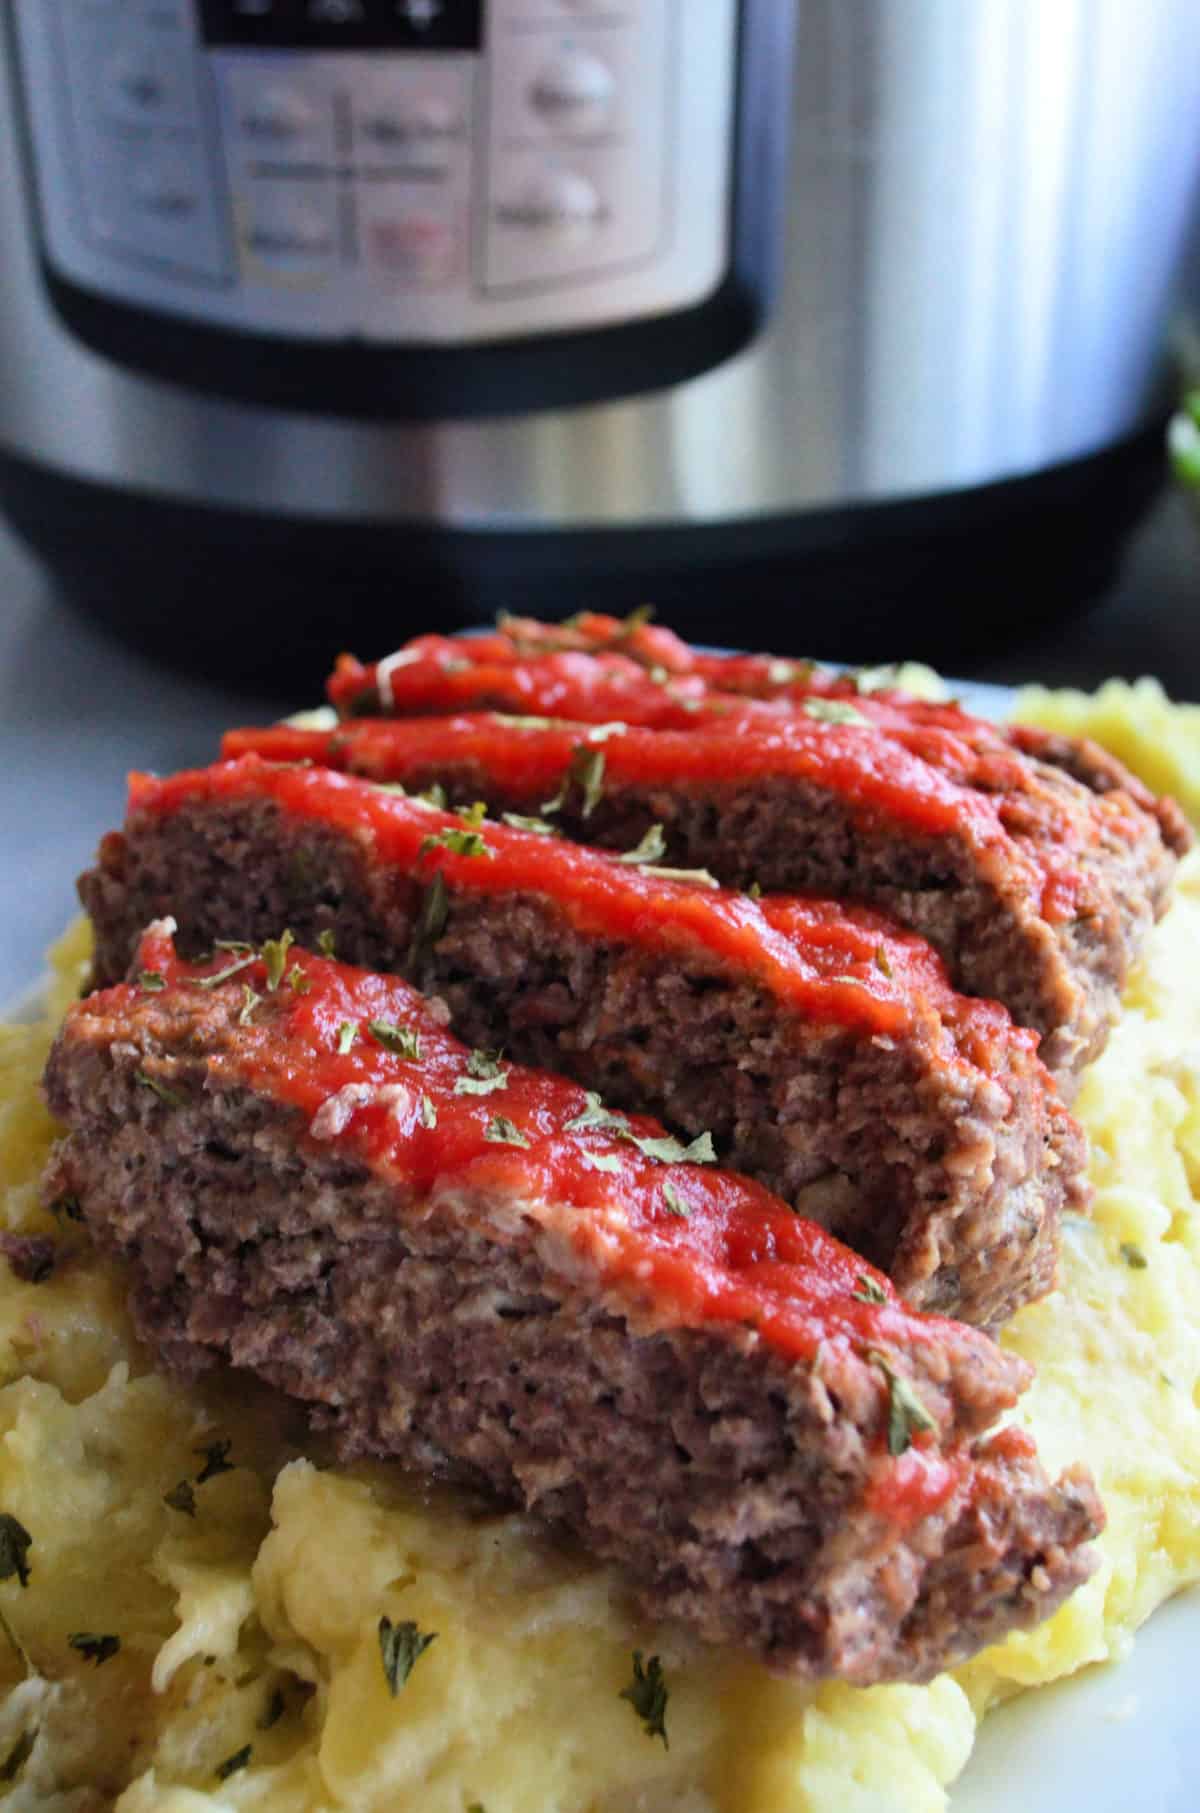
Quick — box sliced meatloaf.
[225,710,1183,1084]
[328,619,1190,862]
[328,643,717,728]
[371,616,1181,836]
[42,923,1104,1685]
[79,757,1088,1326]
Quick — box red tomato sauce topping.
[104,922,999,1524]
[324,635,1112,924]
[130,756,1034,1072]
[228,703,1091,933]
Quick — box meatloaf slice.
[225,710,1181,1084]
[374,614,1185,846]
[42,923,1103,1686]
[79,757,1088,1326]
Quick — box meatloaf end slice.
[78,760,1090,1328]
[42,926,1104,1686]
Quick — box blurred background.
[2,0,1199,694]
[2,0,1200,984]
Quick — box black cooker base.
[0,424,1166,700]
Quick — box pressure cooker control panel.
[12,0,738,344]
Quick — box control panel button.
[496,167,601,228]
[79,128,231,280]
[397,0,444,27]
[529,50,614,130]
[220,61,339,167]
[349,60,472,182]
[364,208,458,284]
[240,85,321,144]
[132,164,202,221]
[304,0,367,24]
[100,47,189,123]
[238,184,338,277]
[358,91,461,148]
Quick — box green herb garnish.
[215,1745,252,1781]
[0,1729,34,1783]
[195,1439,234,1483]
[407,872,449,971]
[378,1617,437,1696]
[369,1021,422,1060]
[454,1051,509,1095]
[661,1183,690,1219]
[564,1093,630,1137]
[0,1514,32,1588]
[875,946,894,980]
[543,745,606,818]
[136,1069,186,1109]
[852,664,904,695]
[419,825,491,859]
[620,1651,669,1748]
[635,865,720,889]
[194,954,257,990]
[420,1094,438,1129]
[870,1353,937,1456]
[1120,1242,1148,1270]
[618,603,656,635]
[484,1117,530,1149]
[259,1687,286,1730]
[580,1151,622,1174]
[262,930,295,992]
[317,929,337,957]
[501,813,560,837]
[138,970,166,992]
[68,1632,120,1666]
[802,698,869,727]
[628,1130,716,1166]
[238,985,262,1026]
[617,824,668,865]
[852,1274,887,1305]
[335,1021,358,1055]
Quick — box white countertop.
[0,523,274,1005]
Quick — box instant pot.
[1,0,1199,688]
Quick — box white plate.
[957,1583,1200,1810]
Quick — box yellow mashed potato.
[1,684,1199,1812]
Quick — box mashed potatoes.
[2,685,1199,1812]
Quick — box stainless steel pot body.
[2,0,1199,532]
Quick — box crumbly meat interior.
[79,799,1087,1325]
[42,1015,1102,1687]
